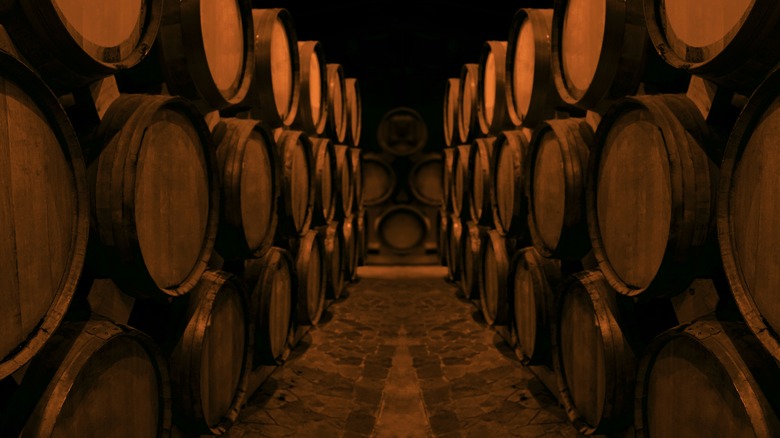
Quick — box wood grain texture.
[3,0,162,91]
[479,230,510,326]
[0,321,171,438]
[490,130,530,236]
[214,118,278,260]
[528,118,593,260]
[588,94,717,298]
[291,41,328,135]
[169,270,250,435]
[89,94,218,298]
[244,247,294,367]
[645,0,780,91]
[458,63,480,144]
[635,321,780,438]
[409,154,443,206]
[325,63,347,143]
[362,153,396,206]
[294,229,326,326]
[0,53,89,380]
[275,130,315,237]
[552,270,635,435]
[443,78,460,147]
[377,107,428,156]
[309,137,337,225]
[244,8,299,127]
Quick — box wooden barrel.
[344,213,360,281]
[447,215,463,282]
[635,320,780,438]
[442,148,455,212]
[325,63,347,144]
[513,246,561,365]
[244,8,299,126]
[443,78,461,147]
[644,0,780,92]
[552,270,635,435]
[244,247,294,367]
[358,209,368,267]
[478,41,519,135]
[587,94,718,298]
[294,229,326,326]
[0,52,89,380]
[168,270,250,435]
[3,0,162,92]
[309,137,337,225]
[491,130,530,236]
[318,222,346,300]
[451,144,471,218]
[437,209,449,268]
[156,0,254,110]
[291,41,327,135]
[551,0,656,109]
[528,118,593,260]
[362,153,396,206]
[458,63,480,144]
[468,137,496,226]
[349,147,363,212]
[214,118,278,260]
[459,221,485,300]
[88,94,219,299]
[275,130,315,237]
[719,67,780,363]
[344,78,362,147]
[479,230,511,326]
[376,205,429,254]
[409,154,444,206]
[334,144,355,218]
[507,9,559,127]
[377,107,428,156]
[0,321,171,438]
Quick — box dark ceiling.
[254,1,553,151]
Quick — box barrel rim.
[478,229,510,326]
[375,204,430,255]
[326,63,348,144]
[310,136,338,225]
[443,77,461,147]
[276,130,316,237]
[468,137,495,226]
[345,77,362,147]
[292,40,329,134]
[490,130,530,236]
[334,144,355,218]
[451,144,471,218]
[295,229,326,325]
[458,220,484,299]
[458,63,480,144]
[361,153,396,206]
[319,221,346,300]
[409,153,444,207]
[477,40,520,136]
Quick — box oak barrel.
[214,118,278,260]
[513,246,561,365]
[291,41,327,135]
[0,51,89,380]
[244,8,300,127]
[294,229,326,326]
[447,215,463,282]
[718,67,780,363]
[587,94,718,298]
[635,320,780,438]
[477,41,519,135]
[169,270,250,435]
[491,130,530,237]
[244,247,294,367]
[310,136,337,225]
[552,270,635,435]
[506,8,560,127]
[325,63,347,144]
[334,144,355,218]
[443,78,460,147]
[344,213,360,281]
[409,153,444,206]
[275,130,315,237]
[458,63,480,144]
[0,320,171,438]
[357,209,368,267]
[459,221,486,300]
[88,94,219,299]
[479,230,511,326]
[468,137,496,226]
[528,118,593,260]
[3,0,162,92]
[318,221,346,300]
[437,209,449,268]
[376,205,429,255]
[349,147,363,212]
[156,0,254,110]
[344,78,362,147]
[551,0,655,109]
[451,144,471,218]
[644,0,780,92]
[362,153,396,206]
[377,107,428,157]
[442,148,455,212]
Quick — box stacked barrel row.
[363,107,442,264]
[0,2,361,437]
[442,2,780,437]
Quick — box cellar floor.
[225,266,582,438]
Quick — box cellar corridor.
[225,267,580,438]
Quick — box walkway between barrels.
[226,266,581,438]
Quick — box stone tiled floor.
[225,266,582,438]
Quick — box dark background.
[254,1,552,151]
